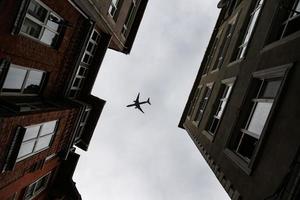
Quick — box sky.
[74,0,230,199]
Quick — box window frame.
[108,0,123,21]
[202,29,223,75]
[187,85,202,119]
[122,0,138,37]
[205,77,236,137]
[193,82,214,126]
[0,63,46,96]
[67,29,100,98]
[232,0,265,61]
[74,105,92,143]
[19,0,64,47]
[23,172,51,200]
[212,13,239,71]
[225,64,292,174]
[16,120,59,162]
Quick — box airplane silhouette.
[126,93,151,113]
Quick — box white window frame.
[108,0,121,19]
[20,0,63,46]
[17,120,58,162]
[68,29,100,98]
[206,78,235,135]
[235,0,264,59]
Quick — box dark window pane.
[237,133,258,160]
[28,0,48,22]
[209,118,219,134]
[261,80,281,98]
[21,18,42,38]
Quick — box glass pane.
[23,126,40,141]
[34,176,48,192]
[261,80,281,98]
[21,18,42,38]
[40,28,57,45]
[35,134,53,151]
[24,183,35,198]
[78,66,86,76]
[216,100,227,118]
[46,13,60,31]
[293,1,300,16]
[3,66,27,90]
[40,121,57,136]
[24,70,44,94]
[27,0,48,22]
[86,42,93,53]
[112,0,118,5]
[17,141,35,159]
[91,30,98,41]
[247,102,272,136]
[237,133,258,160]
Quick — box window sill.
[227,58,244,68]
[202,130,214,142]
[261,31,300,54]
[210,68,219,74]
[223,148,252,175]
[202,73,208,78]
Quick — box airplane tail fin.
[147,98,151,105]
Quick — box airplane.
[126,93,151,113]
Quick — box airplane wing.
[135,92,140,102]
[136,105,144,113]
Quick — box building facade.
[0,0,148,199]
[179,0,300,199]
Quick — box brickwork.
[0,107,79,189]
[0,0,87,98]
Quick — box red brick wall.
[0,0,88,97]
[0,107,79,190]
[0,157,60,199]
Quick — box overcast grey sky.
[74,0,230,199]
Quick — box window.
[17,120,58,161]
[212,14,238,70]
[122,0,137,37]
[108,0,123,20]
[206,79,235,135]
[228,65,291,168]
[0,64,46,95]
[20,0,63,46]
[24,173,51,200]
[202,30,222,75]
[233,0,264,60]
[67,29,100,98]
[193,83,214,125]
[187,86,202,118]
[277,0,300,39]
[75,106,91,142]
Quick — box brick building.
[179,0,300,199]
[0,0,148,199]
